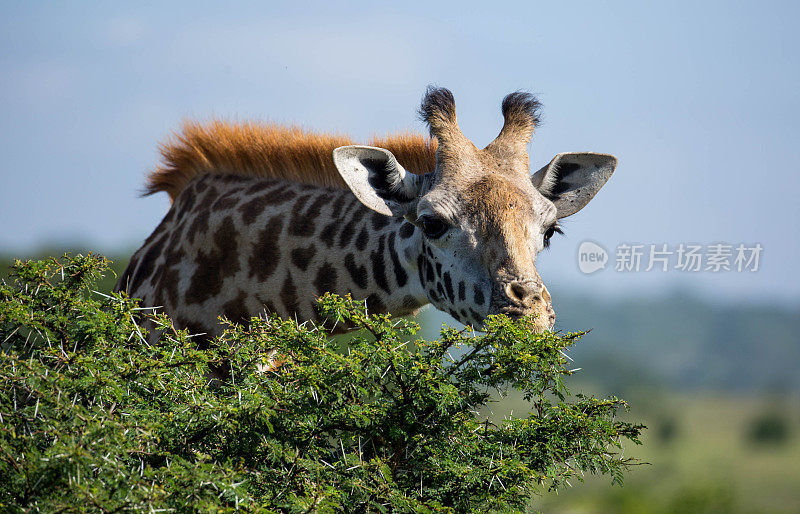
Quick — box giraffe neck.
[119,173,431,335]
[241,176,432,324]
[288,183,430,320]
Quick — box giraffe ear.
[333,145,422,217]
[532,152,617,218]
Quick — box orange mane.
[146,120,438,201]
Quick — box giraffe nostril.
[506,281,536,304]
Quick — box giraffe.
[116,87,617,340]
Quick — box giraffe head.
[333,87,617,331]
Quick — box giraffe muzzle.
[493,281,555,331]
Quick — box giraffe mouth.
[498,306,529,319]
[493,304,555,332]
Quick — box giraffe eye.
[418,216,449,239]
[543,225,563,248]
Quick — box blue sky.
[1,1,798,304]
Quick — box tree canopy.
[0,255,642,512]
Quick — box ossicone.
[495,91,542,146]
[418,86,459,140]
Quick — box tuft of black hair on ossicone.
[418,86,457,135]
[501,91,542,129]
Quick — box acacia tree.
[0,255,643,512]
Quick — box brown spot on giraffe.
[355,225,370,251]
[387,232,408,288]
[291,244,317,271]
[370,234,390,293]
[185,216,240,305]
[249,215,284,282]
[222,293,249,324]
[289,193,330,237]
[344,253,369,290]
[280,270,301,318]
[313,262,337,296]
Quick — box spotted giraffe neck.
[117,172,431,337]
